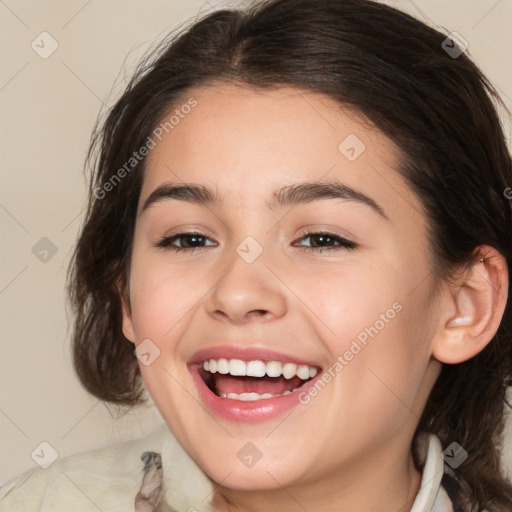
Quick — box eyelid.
[296,223,358,242]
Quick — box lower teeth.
[219,388,302,401]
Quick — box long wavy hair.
[67,0,512,509]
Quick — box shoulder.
[0,466,50,512]
[0,422,209,512]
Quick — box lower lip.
[189,365,321,423]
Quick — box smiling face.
[121,83,444,498]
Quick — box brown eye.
[294,231,357,252]
[155,232,216,252]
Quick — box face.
[121,83,442,492]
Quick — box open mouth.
[199,358,320,401]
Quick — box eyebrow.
[141,180,388,220]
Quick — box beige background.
[1,0,511,486]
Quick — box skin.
[121,83,508,512]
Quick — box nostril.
[248,309,269,317]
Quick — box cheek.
[288,257,400,346]
[127,250,206,340]
[337,288,434,428]
[300,257,435,418]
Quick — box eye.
[293,231,357,252]
[154,231,216,252]
[154,230,357,254]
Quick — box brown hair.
[67,0,512,509]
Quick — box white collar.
[410,432,454,512]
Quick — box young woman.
[1,0,511,511]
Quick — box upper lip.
[188,345,322,368]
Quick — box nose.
[204,247,288,325]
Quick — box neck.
[211,439,422,512]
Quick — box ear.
[117,280,136,344]
[432,245,508,364]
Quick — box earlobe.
[432,246,508,365]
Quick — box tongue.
[214,374,304,396]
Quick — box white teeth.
[246,360,266,377]
[226,392,271,401]
[297,365,310,380]
[266,361,282,377]
[229,359,246,376]
[241,392,260,401]
[203,358,319,380]
[220,387,304,400]
[282,363,297,379]
[217,358,229,374]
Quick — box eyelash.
[154,230,357,253]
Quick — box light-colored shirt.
[0,422,454,511]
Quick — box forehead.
[139,83,424,226]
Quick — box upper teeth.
[203,359,318,380]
